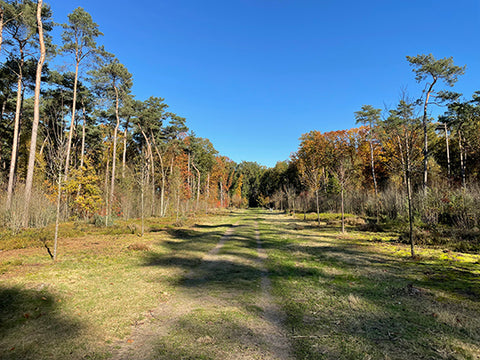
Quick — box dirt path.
[111,219,292,359]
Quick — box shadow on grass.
[259,218,480,359]
[0,286,85,360]
[140,210,480,359]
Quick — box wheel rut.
[111,219,292,360]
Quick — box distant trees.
[1,1,479,260]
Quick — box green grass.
[0,211,235,359]
[260,212,480,359]
[1,208,479,359]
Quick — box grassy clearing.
[0,211,234,359]
[1,209,479,359]
[261,212,480,359]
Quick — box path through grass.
[1,209,479,359]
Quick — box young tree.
[380,99,423,257]
[61,7,102,180]
[406,54,465,193]
[354,104,381,196]
[90,56,132,220]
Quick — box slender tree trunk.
[64,60,80,181]
[152,143,165,217]
[53,167,62,261]
[104,150,109,226]
[80,103,87,168]
[422,80,436,194]
[444,123,450,178]
[0,7,4,56]
[141,168,144,236]
[23,0,46,227]
[6,65,23,209]
[369,140,378,196]
[109,85,120,219]
[341,187,345,233]
[192,162,200,212]
[220,180,224,207]
[205,173,210,214]
[458,129,466,189]
[316,188,320,226]
[122,117,129,179]
[405,136,415,258]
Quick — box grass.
[1,208,479,359]
[261,212,480,359]
[0,211,234,359]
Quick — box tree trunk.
[23,0,46,227]
[444,123,450,178]
[458,129,466,189]
[405,134,415,258]
[80,103,87,168]
[6,63,23,209]
[341,187,345,233]
[104,149,109,226]
[53,167,62,261]
[141,167,145,236]
[422,79,436,194]
[192,162,200,212]
[64,60,80,181]
[316,188,320,226]
[0,7,4,56]
[109,85,120,219]
[205,173,210,214]
[122,117,129,179]
[369,140,378,196]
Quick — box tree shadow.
[0,286,87,360]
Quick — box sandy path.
[111,219,292,360]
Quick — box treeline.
[1,2,479,257]
[233,55,480,256]
[0,1,242,237]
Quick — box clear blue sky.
[49,0,479,167]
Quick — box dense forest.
[1,1,479,258]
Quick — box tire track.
[254,221,293,360]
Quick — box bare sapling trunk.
[316,189,320,226]
[341,187,345,233]
[53,167,62,260]
[23,0,46,227]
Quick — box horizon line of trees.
[1,1,479,259]
[0,1,243,258]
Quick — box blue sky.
[49,0,479,167]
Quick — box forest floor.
[1,209,479,359]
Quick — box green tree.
[61,7,103,180]
[354,104,381,196]
[380,99,423,257]
[406,54,465,193]
[90,55,132,221]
